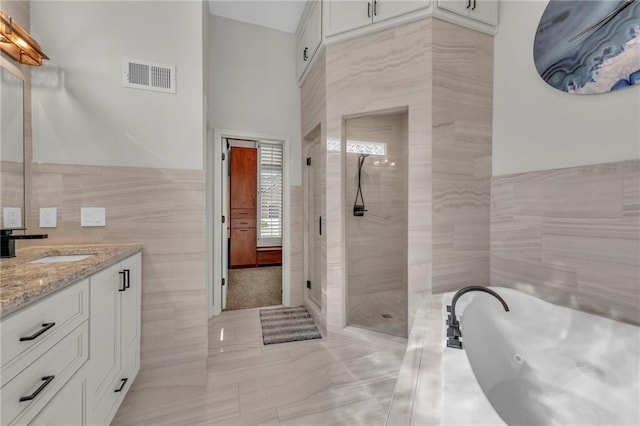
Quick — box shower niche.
[345,111,408,337]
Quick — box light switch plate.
[39,207,57,228]
[3,207,22,228]
[81,207,106,227]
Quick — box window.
[258,142,283,246]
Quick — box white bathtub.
[442,287,640,426]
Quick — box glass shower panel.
[306,137,323,307]
[345,111,408,337]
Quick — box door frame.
[207,128,291,318]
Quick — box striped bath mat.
[259,306,322,345]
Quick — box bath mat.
[259,306,322,345]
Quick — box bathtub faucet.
[446,286,510,350]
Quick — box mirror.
[0,66,25,229]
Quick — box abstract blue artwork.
[534,0,640,94]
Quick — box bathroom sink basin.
[28,254,95,264]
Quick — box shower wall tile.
[289,185,304,306]
[26,162,209,388]
[490,159,640,325]
[431,19,494,294]
[325,18,433,333]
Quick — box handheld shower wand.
[353,154,369,216]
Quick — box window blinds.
[258,142,283,246]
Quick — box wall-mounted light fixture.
[0,11,48,66]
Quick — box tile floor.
[113,307,407,425]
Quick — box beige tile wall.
[431,19,493,293]
[345,112,408,336]
[325,19,433,333]
[491,160,640,325]
[25,163,209,389]
[300,18,495,336]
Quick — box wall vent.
[123,58,176,94]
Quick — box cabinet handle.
[19,376,55,402]
[124,269,131,289]
[240,229,249,232]
[368,1,371,17]
[466,0,471,8]
[374,0,378,16]
[472,0,476,10]
[114,378,128,393]
[20,322,55,341]
[319,216,322,236]
[303,47,309,61]
[119,271,127,292]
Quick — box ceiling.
[208,1,307,34]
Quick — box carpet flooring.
[226,266,282,311]
[259,306,322,345]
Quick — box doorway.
[209,129,291,318]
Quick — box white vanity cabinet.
[324,0,431,37]
[437,0,498,26]
[86,253,141,426]
[296,0,322,80]
[0,250,141,426]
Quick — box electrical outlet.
[3,207,22,228]
[81,207,106,227]
[39,207,57,228]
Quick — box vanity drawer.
[1,322,88,426]
[1,279,89,379]
[231,208,255,219]
[231,217,256,229]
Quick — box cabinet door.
[437,0,471,17]
[374,0,430,23]
[230,228,257,267]
[28,372,84,426]
[325,0,372,37]
[86,263,121,413]
[230,147,257,210]
[307,0,322,58]
[296,25,308,80]
[120,253,141,356]
[469,0,497,26]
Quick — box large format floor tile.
[113,307,406,425]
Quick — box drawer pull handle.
[124,269,131,289]
[20,322,55,341]
[19,375,55,402]
[114,378,128,393]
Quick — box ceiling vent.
[123,58,176,94]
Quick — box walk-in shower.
[345,111,408,337]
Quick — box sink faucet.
[446,286,509,350]
[1,229,48,258]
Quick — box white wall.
[30,1,204,170]
[208,14,302,184]
[493,0,640,176]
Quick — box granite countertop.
[0,244,142,318]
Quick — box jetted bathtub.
[441,287,640,426]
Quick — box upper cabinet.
[325,0,431,37]
[296,0,323,80]
[437,0,497,26]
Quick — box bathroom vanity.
[0,244,142,425]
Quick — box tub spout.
[446,286,509,350]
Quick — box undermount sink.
[28,254,95,264]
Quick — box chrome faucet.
[1,229,48,258]
[446,286,510,350]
